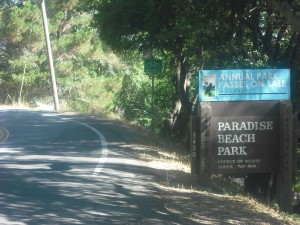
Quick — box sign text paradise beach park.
[211,115,280,173]
[199,69,290,101]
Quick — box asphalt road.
[0,109,182,225]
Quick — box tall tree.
[230,0,300,104]
[83,0,300,201]
[83,0,237,138]
[266,0,300,34]
[0,0,123,107]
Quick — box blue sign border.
[199,69,290,102]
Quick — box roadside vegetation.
[1,0,299,138]
[1,0,300,218]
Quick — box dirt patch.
[123,130,300,225]
[139,148,300,225]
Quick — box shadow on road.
[0,110,292,225]
[0,110,185,225]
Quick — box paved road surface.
[0,109,183,225]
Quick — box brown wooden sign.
[209,101,280,174]
[193,100,296,211]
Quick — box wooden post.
[278,101,293,211]
[190,116,200,176]
[199,102,211,186]
[293,112,298,180]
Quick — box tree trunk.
[170,55,193,139]
[266,0,300,34]
[165,61,182,135]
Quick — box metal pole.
[151,73,154,133]
[41,0,59,111]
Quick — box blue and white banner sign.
[199,69,290,102]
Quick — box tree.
[81,0,300,202]
[265,0,300,105]
[266,0,300,34]
[82,0,237,138]
[230,0,300,104]
[0,0,124,108]
[0,1,49,103]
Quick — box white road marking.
[0,126,9,143]
[37,112,108,176]
[71,120,108,176]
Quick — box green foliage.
[0,0,299,142]
[82,0,300,125]
[115,72,152,126]
[0,0,126,112]
[294,181,300,193]
[65,75,122,116]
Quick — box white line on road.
[71,120,108,176]
[38,112,108,176]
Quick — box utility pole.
[0,0,59,110]
[41,0,59,111]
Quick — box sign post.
[190,116,200,175]
[278,101,294,211]
[144,59,162,132]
